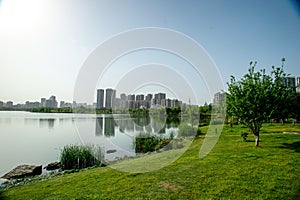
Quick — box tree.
[226,60,293,146]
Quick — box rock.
[0,178,9,185]
[106,149,117,154]
[1,165,42,179]
[44,162,61,170]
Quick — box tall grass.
[60,144,103,170]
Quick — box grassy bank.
[1,123,300,199]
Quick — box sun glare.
[0,0,49,38]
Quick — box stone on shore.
[1,165,42,179]
[106,149,117,154]
[44,162,61,171]
[0,178,9,185]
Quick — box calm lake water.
[0,111,178,176]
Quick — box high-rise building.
[105,88,116,108]
[6,101,13,108]
[120,93,127,100]
[96,89,104,109]
[213,92,226,105]
[166,99,172,108]
[154,93,166,105]
[112,89,116,108]
[42,96,57,108]
[50,96,58,108]
[127,94,135,101]
[296,77,300,93]
[136,94,144,101]
[60,101,65,108]
[282,77,296,92]
[41,98,46,107]
[145,94,153,101]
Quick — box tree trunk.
[254,134,259,147]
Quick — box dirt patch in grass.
[160,181,183,191]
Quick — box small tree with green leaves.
[227,59,293,146]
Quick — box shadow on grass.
[295,186,300,200]
[279,141,300,153]
[0,190,6,200]
[244,140,262,143]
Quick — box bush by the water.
[135,132,184,153]
[135,133,161,153]
[177,123,196,137]
[60,145,102,170]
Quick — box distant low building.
[5,101,13,108]
[25,101,40,109]
[60,101,72,108]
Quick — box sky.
[0,0,299,105]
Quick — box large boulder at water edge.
[1,165,42,179]
[44,161,61,170]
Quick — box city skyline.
[0,88,199,109]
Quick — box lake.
[0,111,178,176]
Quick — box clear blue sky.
[0,0,299,105]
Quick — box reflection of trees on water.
[145,124,152,133]
[117,119,133,132]
[132,116,150,127]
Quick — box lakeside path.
[1,124,300,199]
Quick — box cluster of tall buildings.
[0,96,60,109]
[96,88,183,109]
[0,95,98,109]
[0,101,13,108]
[40,96,58,108]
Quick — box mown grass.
[2,123,300,199]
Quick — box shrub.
[135,132,180,153]
[135,133,161,153]
[60,144,102,170]
[178,123,196,137]
[195,128,202,137]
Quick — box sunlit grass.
[1,123,300,199]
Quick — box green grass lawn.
[1,123,300,199]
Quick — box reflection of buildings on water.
[95,117,103,136]
[95,116,179,137]
[39,118,55,129]
[95,117,115,137]
[24,118,39,125]
[104,117,115,137]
